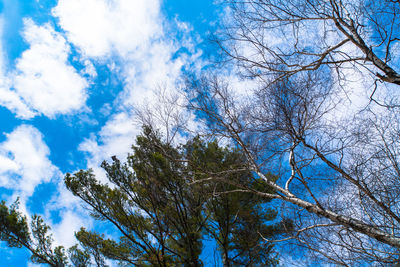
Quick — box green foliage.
[185,139,282,266]
[65,127,206,266]
[0,199,31,248]
[30,215,68,266]
[1,126,289,266]
[0,199,68,266]
[68,245,91,267]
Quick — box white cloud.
[53,0,162,58]
[0,18,88,119]
[60,0,204,172]
[51,209,91,247]
[1,0,201,260]
[11,19,88,118]
[0,17,37,119]
[121,41,187,105]
[79,112,141,181]
[53,0,202,115]
[0,124,91,249]
[0,88,36,119]
[0,125,60,199]
[81,59,97,78]
[0,16,5,73]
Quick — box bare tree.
[128,1,400,264]
[177,1,400,264]
[133,85,192,144]
[185,70,400,265]
[217,0,400,106]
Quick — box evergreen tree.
[186,139,285,266]
[0,200,68,266]
[66,127,206,266]
[0,127,289,266]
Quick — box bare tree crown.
[185,0,400,264]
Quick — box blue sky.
[0,0,221,265]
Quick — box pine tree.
[0,127,289,266]
[186,139,285,266]
[0,200,68,266]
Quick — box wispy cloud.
[0,18,88,119]
[61,0,203,172]
[0,124,92,248]
[53,0,162,58]
[0,125,60,200]
[0,16,37,119]
[12,19,88,118]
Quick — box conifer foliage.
[0,127,288,266]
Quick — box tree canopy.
[2,0,400,265]
[182,0,400,264]
[0,127,289,266]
